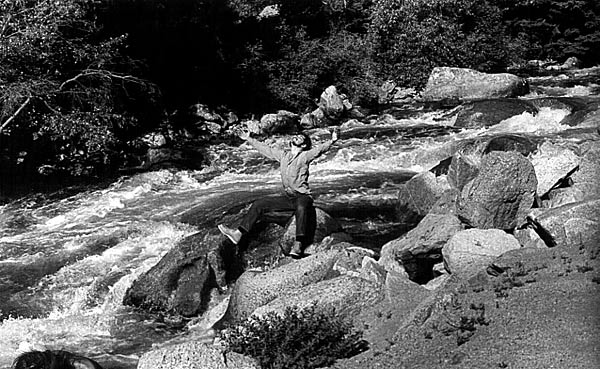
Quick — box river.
[0,71,597,368]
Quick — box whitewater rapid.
[0,88,584,368]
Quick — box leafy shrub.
[220,304,367,369]
[497,0,600,66]
[0,0,160,179]
[371,0,512,89]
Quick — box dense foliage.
[497,0,600,65]
[0,0,159,187]
[371,0,514,89]
[221,305,367,369]
[1,0,598,197]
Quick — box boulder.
[483,134,539,156]
[384,272,432,308]
[454,99,538,129]
[378,80,397,104]
[223,249,343,323]
[571,142,600,199]
[442,229,521,278]
[514,226,547,249]
[447,153,480,191]
[137,341,259,369]
[457,151,537,230]
[379,213,464,282]
[529,142,580,197]
[444,134,539,191]
[246,110,299,135]
[420,67,529,101]
[252,274,383,321]
[397,172,451,218]
[300,111,320,129]
[123,231,231,317]
[279,208,342,255]
[526,198,600,248]
[545,56,581,71]
[378,80,417,105]
[318,85,345,121]
[542,187,585,208]
[428,188,460,216]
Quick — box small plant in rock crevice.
[220,304,367,369]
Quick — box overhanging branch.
[0,95,31,135]
[59,69,145,91]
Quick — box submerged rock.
[454,99,538,129]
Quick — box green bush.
[371,0,512,89]
[220,304,367,369]
[497,0,600,66]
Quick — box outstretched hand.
[237,128,251,141]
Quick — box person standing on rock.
[218,127,339,258]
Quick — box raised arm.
[238,129,283,161]
[305,127,339,161]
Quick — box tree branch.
[0,95,31,135]
[59,69,145,91]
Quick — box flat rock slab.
[442,229,521,278]
[224,249,342,323]
[252,274,383,320]
[529,142,580,197]
[137,341,259,369]
[421,67,529,101]
[528,198,600,248]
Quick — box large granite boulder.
[454,99,538,129]
[443,134,538,191]
[457,151,537,230]
[526,198,600,248]
[447,153,480,191]
[571,142,600,199]
[421,67,529,101]
[252,274,383,321]
[397,172,451,218]
[123,231,232,317]
[529,142,580,198]
[246,110,299,135]
[379,213,464,282]
[223,249,343,323]
[318,85,346,121]
[137,341,259,369]
[442,229,521,278]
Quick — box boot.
[218,224,242,244]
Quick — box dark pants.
[238,193,314,242]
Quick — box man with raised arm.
[218,127,339,258]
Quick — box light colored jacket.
[246,137,334,195]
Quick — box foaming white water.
[0,220,196,368]
[487,107,571,134]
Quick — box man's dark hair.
[291,133,312,149]
[11,350,103,369]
